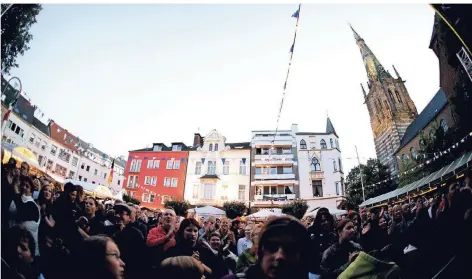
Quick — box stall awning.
[360,151,472,207]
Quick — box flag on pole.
[107,159,115,185]
[291,8,299,19]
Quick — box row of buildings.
[123,119,345,210]
[1,87,126,193]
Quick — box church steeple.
[326,116,337,137]
[350,24,392,83]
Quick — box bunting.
[201,158,206,164]
[221,158,226,164]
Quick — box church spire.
[326,116,337,137]
[350,24,392,83]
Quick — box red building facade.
[123,142,190,209]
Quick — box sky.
[9,4,439,174]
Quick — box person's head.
[160,256,204,279]
[209,231,221,250]
[215,218,221,226]
[20,175,34,197]
[12,167,20,178]
[6,225,35,266]
[314,210,335,232]
[20,162,29,176]
[76,185,85,203]
[257,216,310,278]
[78,236,125,279]
[346,211,360,230]
[38,185,53,205]
[337,219,356,243]
[113,204,132,226]
[32,178,41,192]
[244,224,253,239]
[63,182,78,203]
[207,216,216,231]
[387,204,393,215]
[232,219,240,229]
[379,217,388,230]
[251,224,263,250]
[359,207,367,221]
[393,205,403,220]
[86,197,99,217]
[161,208,176,229]
[127,203,137,223]
[134,205,141,218]
[176,218,201,246]
[402,203,410,216]
[220,217,230,231]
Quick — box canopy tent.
[360,151,472,207]
[247,208,284,219]
[189,206,226,218]
[113,189,125,201]
[64,179,114,199]
[2,146,40,169]
[304,207,348,218]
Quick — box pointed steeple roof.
[326,116,338,137]
[350,24,392,83]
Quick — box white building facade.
[184,130,251,207]
[250,124,299,208]
[296,118,345,209]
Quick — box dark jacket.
[132,220,148,239]
[320,241,363,279]
[360,221,390,253]
[307,225,337,274]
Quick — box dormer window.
[172,144,182,151]
[153,144,162,151]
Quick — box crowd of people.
[2,154,472,279]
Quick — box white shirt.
[237,237,253,256]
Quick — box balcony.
[251,179,298,185]
[254,153,294,162]
[254,173,295,180]
[310,171,324,180]
[254,194,296,200]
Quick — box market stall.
[64,179,114,199]
[189,206,226,219]
[2,146,40,169]
[247,208,284,219]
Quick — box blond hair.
[160,256,204,279]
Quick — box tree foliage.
[345,158,393,208]
[1,4,42,74]
[122,193,141,205]
[281,199,308,220]
[223,201,247,219]
[164,199,190,217]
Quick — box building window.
[395,89,403,103]
[173,160,180,169]
[440,119,448,132]
[335,182,341,195]
[50,145,58,156]
[149,193,156,203]
[239,160,246,175]
[171,178,178,187]
[207,161,216,175]
[54,163,67,178]
[127,175,138,188]
[151,176,157,186]
[86,165,90,172]
[144,176,152,185]
[129,160,142,172]
[166,160,173,169]
[333,160,338,172]
[214,143,218,151]
[192,184,199,199]
[129,191,136,198]
[312,180,323,197]
[172,144,182,151]
[153,145,162,151]
[204,184,213,199]
[117,180,121,186]
[94,169,98,175]
[29,133,35,144]
[338,158,343,172]
[388,89,395,103]
[147,160,153,168]
[68,171,75,179]
[161,195,170,205]
[58,149,71,163]
[79,175,82,181]
[142,193,149,202]
[84,178,88,182]
[195,161,202,175]
[320,139,327,149]
[34,139,40,147]
[41,141,46,151]
[300,139,307,149]
[238,185,245,200]
[46,160,53,170]
[209,144,213,152]
[410,147,417,159]
[164,177,171,187]
[330,138,335,149]
[72,157,78,167]
[310,157,321,171]
[223,161,230,175]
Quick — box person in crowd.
[237,224,253,256]
[359,207,368,228]
[128,204,147,238]
[104,209,116,226]
[307,208,337,275]
[10,175,41,256]
[378,216,388,231]
[105,203,147,279]
[235,223,263,273]
[402,203,414,223]
[20,161,30,177]
[164,218,213,277]
[2,225,43,279]
[75,185,86,214]
[216,218,221,230]
[219,217,236,253]
[346,211,361,241]
[2,158,19,228]
[231,218,241,241]
[206,231,232,278]
[226,215,311,279]
[160,256,205,279]
[75,235,125,279]
[199,216,216,242]
[388,204,410,255]
[36,185,56,254]
[320,219,363,279]
[147,207,177,267]
[83,196,105,236]
[359,207,390,253]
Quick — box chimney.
[193,133,203,147]
[291,123,298,133]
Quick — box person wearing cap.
[105,203,148,279]
[225,215,311,279]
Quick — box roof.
[130,142,191,152]
[32,117,50,137]
[200,174,220,179]
[326,117,338,137]
[48,121,81,152]
[397,88,448,151]
[360,151,472,207]
[12,95,35,125]
[296,132,329,136]
[429,13,440,49]
[226,142,251,149]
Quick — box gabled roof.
[48,120,80,152]
[398,88,448,151]
[32,117,50,137]
[326,117,338,137]
[12,95,35,125]
[130,142,192,152]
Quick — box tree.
[281,199,308,220]
[122,193,141,205]
[345,158,393,208]
[1,4,42,74]
[164,199,190,217]
[223,201,247,219]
